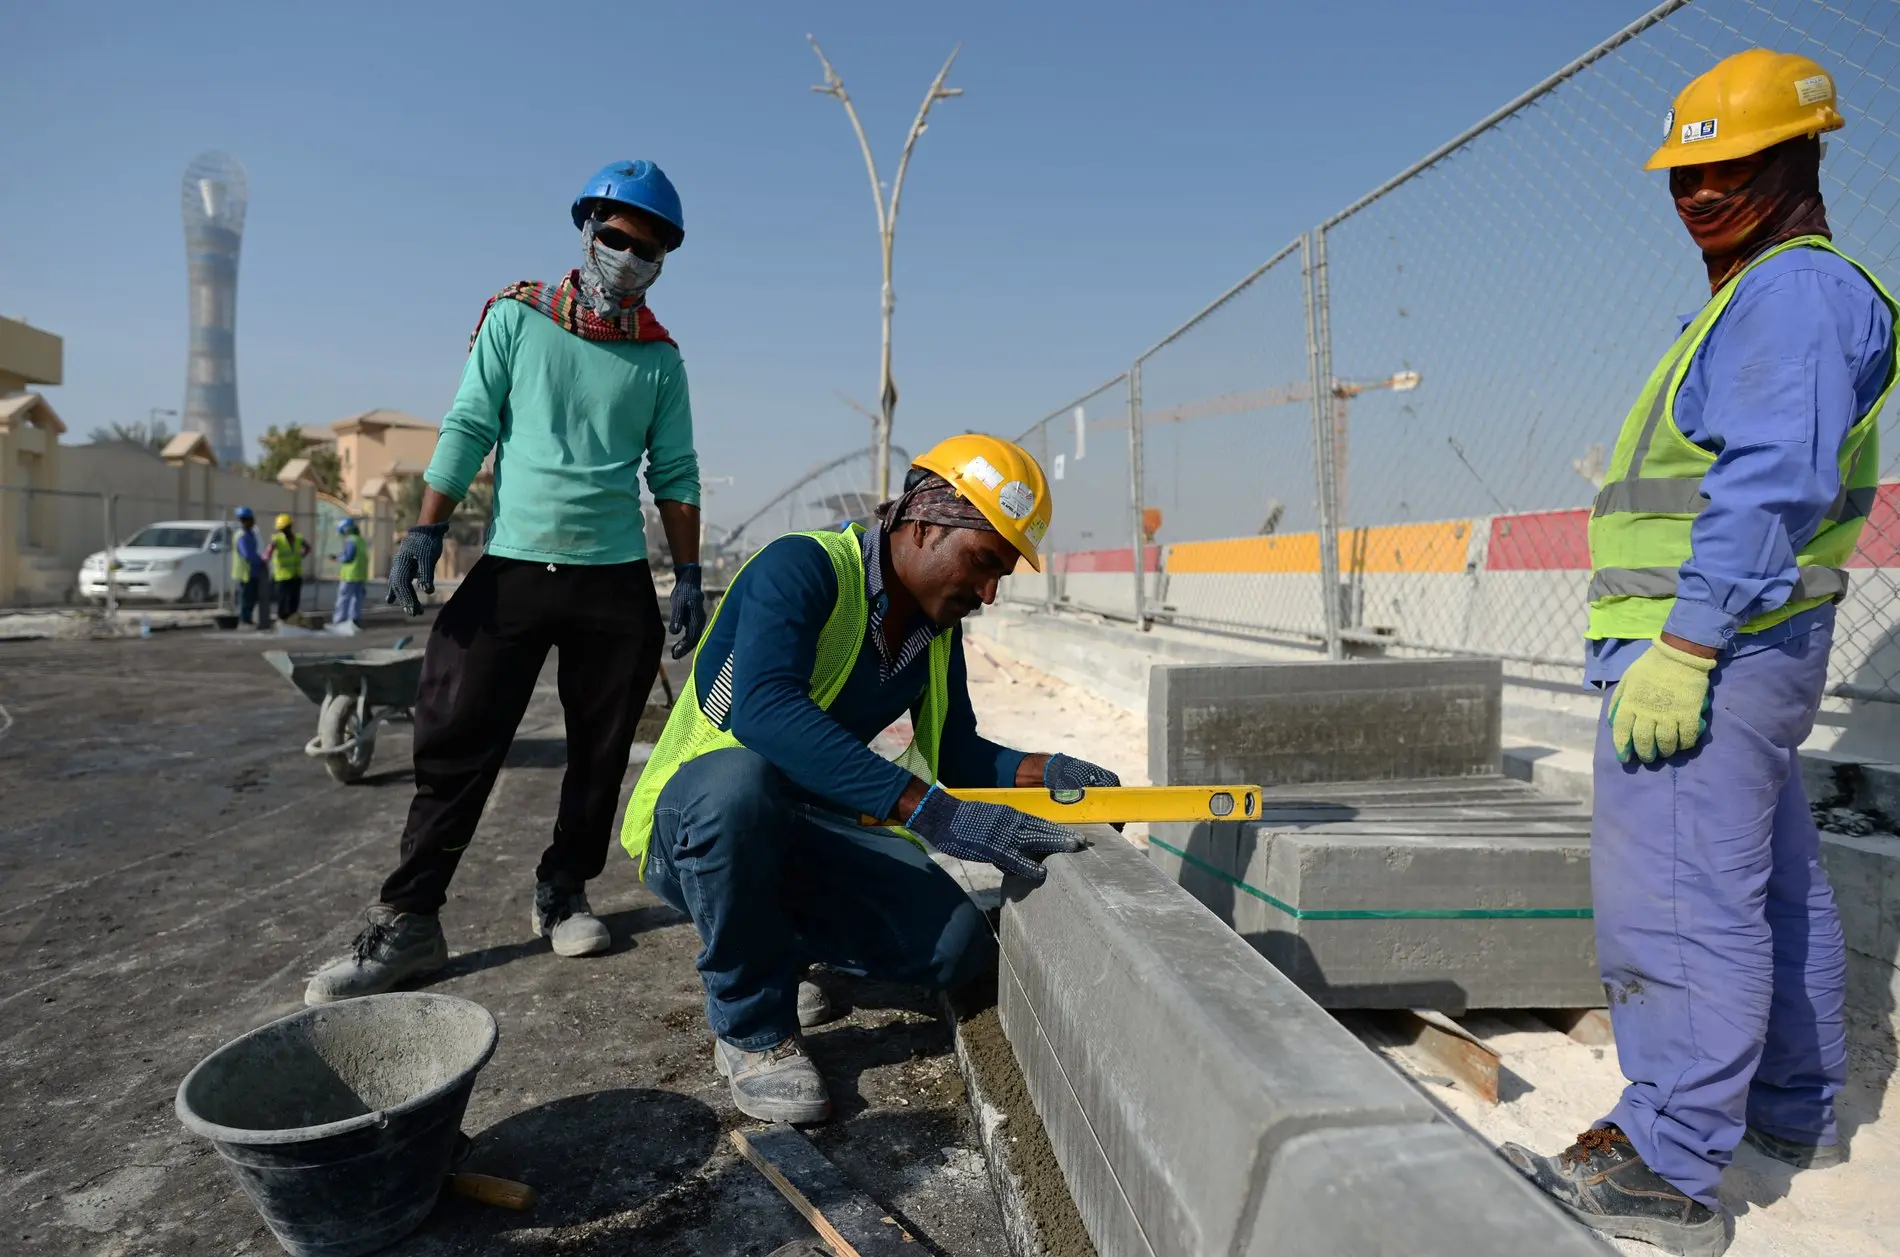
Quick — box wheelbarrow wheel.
[318,693,375,784]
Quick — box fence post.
[102,492,119,619]
[1302,231,1344,660]
[1127,361,1147,628]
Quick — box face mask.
[579,219,664,318]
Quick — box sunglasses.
[590,218,666,264]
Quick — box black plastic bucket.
[175,993,498,1257]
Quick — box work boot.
[531,881,610,957]
[1499,1126,1730,1257]
[797,977,838,1029]
[304,905,449,1005]
[1742,1124,1847,1168]
[713,1037,831,1124]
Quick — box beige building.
[303,409,440,508]
[0,316,68,603]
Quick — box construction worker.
[1503,52,1895,1257]
[230,506,266,627]
[305,160,704,1003]
[266,513,310,622]
[331,519,368,627]
[621,436,1117,1124]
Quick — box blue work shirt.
[1586,245,1893,685]
[235,527,264,579]
[339,537,358,567]
[692,526,1026,822]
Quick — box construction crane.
[1088,369,1420,522]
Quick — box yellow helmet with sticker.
[911,434,1053,572]
[1645,49,1844,171]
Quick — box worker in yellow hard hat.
[1503,50,1895,1257]
[264,512,311,622]
[617,434,1115,1124]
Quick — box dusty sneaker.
[304,905,448,1004]
[713,1037,831,1124]
[797,978,838,1029]
[1500,1126,1729,1257]
[1742,1124,1847,1168]
[531,882,610,957]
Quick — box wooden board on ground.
[731,1124,918,1257]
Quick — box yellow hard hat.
[1645,49,1844,171]
[274,513,294,530]
[911,434,1053,572]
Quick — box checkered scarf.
[469,270,675,351]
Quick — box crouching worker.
[620,435,1118,1124]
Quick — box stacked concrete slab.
[1147,657,1601,1012]
[998,834,1610,1256]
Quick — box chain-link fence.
[708,446,912,584]
[993,0,1900,703]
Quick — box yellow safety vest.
[1587,236,1897,640]
[619,525,952,875]
[270,530,303,581]
[231,531,254,583]
[337,537,369,583]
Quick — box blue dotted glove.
[1044,753,1121,791]
[385,523,447,617]
[669,562,707,660]
[907,785,1084,884]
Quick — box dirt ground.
[0,618,1005,1256]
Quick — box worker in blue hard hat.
[330,519,368,628]
[231,506,266,628]
[307,159,706,1004]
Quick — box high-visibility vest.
[619,524,952,874]
[270,530,303,581]
[231,531,254,583]
[337,538,369,583]
[1587,236,1897,640]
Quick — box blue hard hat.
[337,518,357,535]
[571,160,685,247]
[234,506,254,520]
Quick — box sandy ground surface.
[967,628,1900,1257]
[0,620,1004,1256]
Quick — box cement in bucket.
[175,992,498,1257]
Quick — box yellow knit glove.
[1610,639,1716,764]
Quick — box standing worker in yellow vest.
[1503,52,1896,1257]
[330,518,369,627]
[620,435,1113,1124]
[265,512,311,622]
[230,506,267,628]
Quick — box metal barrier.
[1000,0,1900,701]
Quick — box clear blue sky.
[3,0,1661,527]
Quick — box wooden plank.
[731,1124,917,1257]
[1536,1007,1614,1045]
[1404,1010,1500,1105]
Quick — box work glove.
[907,784,1085,884]
[668,562,707,660]
[385,523,448,617]
[1610,638,1716,764]
[1045,753,1124,831]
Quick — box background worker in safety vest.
[305,160,705,1004]
[1503,52,1895,1257]
[265,513,311,622]
[618,435,1115,1125]
[230,506,266,628]
[330,519,368,627]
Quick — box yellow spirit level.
[864,785,1261,826]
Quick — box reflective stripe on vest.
[618,525,954,874]
[1586,236,1897,641]
[337,541,369,583]
[270,531,302,581]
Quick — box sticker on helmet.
[1663,107,1675,138]
[1025,515,1049,547]
[997,481,1036,521]
[964,456,1005,491]
[1795,74,1833,106]
[1681,118,1718,144]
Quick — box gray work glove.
[668,562,706,660]
[1045,752,1124,831]
[907,785,1084,884]
[385,523,448,617]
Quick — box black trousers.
[276,576,303,620]
[380,555,664,914]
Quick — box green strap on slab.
[1147,837,1594,921]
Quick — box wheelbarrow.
[264,636,422,784]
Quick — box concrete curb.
[996,833,1608,1256]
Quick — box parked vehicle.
[79,520,232,604]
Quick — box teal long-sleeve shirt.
[424,299,700,565]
